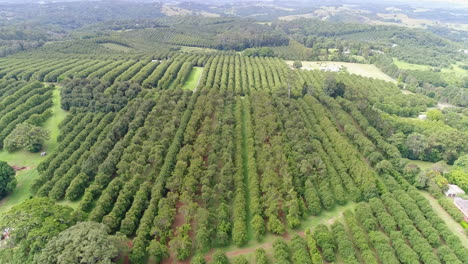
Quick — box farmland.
[0,52,466,263]
[286,60,396,83]
[0,2,467,263]
[0,86,66,213]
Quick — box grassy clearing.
[100,43,132,53]
[0,86,67,213]
[440,64,468,85]
[0,169,38,214]
[286,60,396,83]
[393,58,430,71]
[182,67,203,91]
[419,191,468,248]
[393,58,467,86]
[43,87,68,154]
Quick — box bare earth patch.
[12,165,30,172]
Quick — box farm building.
[454,198,468,221]
[444,184,465,197]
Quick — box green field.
[0,86,67,213]
[393,58,468,86]
[393,58,431,70]
[182,66,203,91]
[393,57,468,77]
[287,60,396,83]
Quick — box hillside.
[0,1,467,264]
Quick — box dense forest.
[0,1,467,263]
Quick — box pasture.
[286,60,396,83]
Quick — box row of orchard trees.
[298,70,435,117]
[33,94,155,197]
[24,52,402,262]
[17,51,468,263]
[234,188,466,264]
[0,53,294,94]
[199,54,289,94]
[0,52,201,86]
[129,87,385,262]
[134,89,239,262]
[0,81,53,149]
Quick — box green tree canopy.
[293,60,303,69]
[426,109,443,121]
[447,169,468,193]
[3,123,49,152]
[33,222,122,264]
[0,161,16,199]
[323,75,345,98]
[454,154,468,173]
[0,198,80,263]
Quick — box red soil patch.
[123,240,133,264]
[12,166,29,172]
[162,256,191,264]
[204,248,215,263]
[204,243,274,263]
[173,201,186,230]
[281,232,291,240]
[114,240,133,264]
[226,243,273,258]
[161,201,191,264]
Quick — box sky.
[403,0,468,7]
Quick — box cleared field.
[182,66,203,91]
[0,87,67,213]
[180,46,217,53]
[286,60,396,83]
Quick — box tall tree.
[0,161,16,199]
[3,123,49,152]
[323,75,345,98]
[33,222,123,264]
[0,198,80,263]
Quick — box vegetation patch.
[100,43,133,53]
[393,58,431,70]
